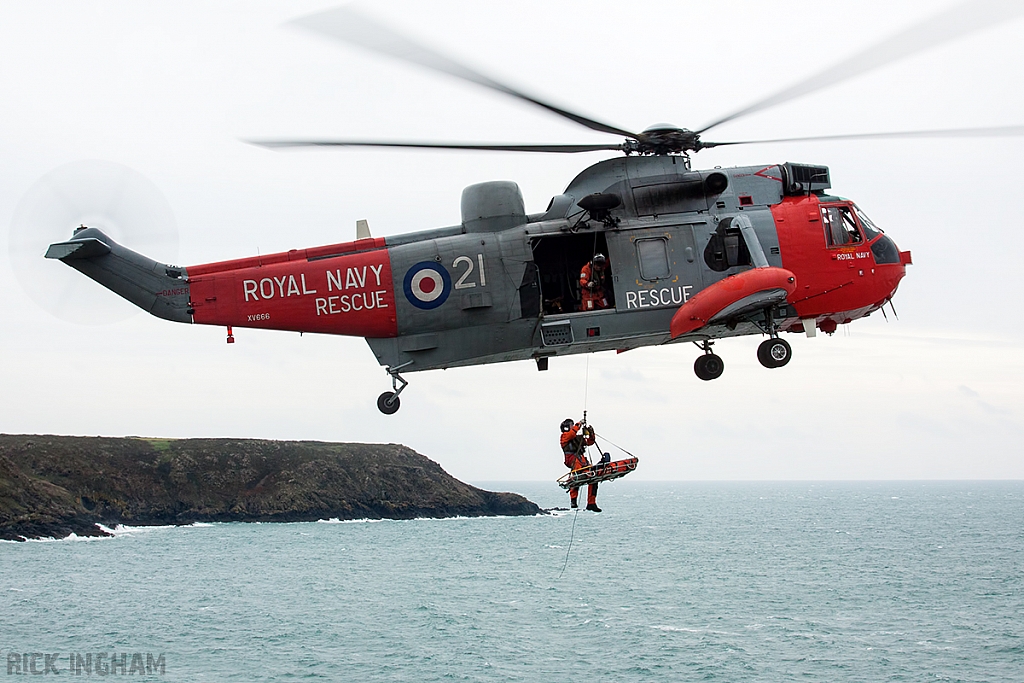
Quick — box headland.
[0,434,541,541]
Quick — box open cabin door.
[530,232,614,315]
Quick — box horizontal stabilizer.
[44,237,111,260]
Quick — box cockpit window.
[821,205,862,247]
[871,235,901,264]
[852,204,883,240]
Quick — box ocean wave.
[3,528,114,543]
[317,517,385,524]
[106,522,214,534]
[317,514,545,524]
[650,625,739,636]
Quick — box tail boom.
[47,227,399,338]
[45,227,191,323]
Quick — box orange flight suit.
[560,422,598,507]
[579,262,609,311]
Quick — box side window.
[636,238,670,280]
[821,205,862,247]
[704,221,751,272]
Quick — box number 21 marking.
[453,254,487,289]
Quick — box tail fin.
[45,227,192,323]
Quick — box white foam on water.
[6,530,113,543]
[107,522,214,535]
[650,625,704,633]
[317,517,384,524]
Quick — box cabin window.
[820,205,863,247]
[636,238,670,281]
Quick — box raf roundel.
[403,261,452,310]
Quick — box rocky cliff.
[0,435,541,541]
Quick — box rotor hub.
[627,125,702,155]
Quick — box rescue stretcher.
[557,457,639,489]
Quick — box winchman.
[579,253,609,311]
[560,418,601,512]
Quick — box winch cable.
[583,355,590,413]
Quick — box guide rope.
[558,507,579,579]
[592,431,639,460]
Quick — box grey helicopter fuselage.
[366,154,793,372]
[55,0,1024,412]
[48,154,909,402]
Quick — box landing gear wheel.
[378,362,411,415]
[694,353,725,381]
[757,338,792,369]
[377,391,401,415]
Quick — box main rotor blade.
[290,5,638,139]
[701,124,1024,148]
[249,139,626,154]
[698,0,1024,134]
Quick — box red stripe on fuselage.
[187,237,387,276]
[188,244,397,338]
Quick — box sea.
[2,481,1022,682]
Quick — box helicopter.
[43,3,1024,415]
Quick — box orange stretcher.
[557,457,638,490]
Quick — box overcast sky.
[2,0,1023,483]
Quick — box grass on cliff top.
[140,438,175,452]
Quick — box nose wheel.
[377,361,412,414]
[693,340,725,381]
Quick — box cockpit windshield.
[852,204,901,264]
[852,204,883,240]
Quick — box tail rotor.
[8,160,178,325]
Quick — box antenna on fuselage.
[356,219,371,240]
[806,172,829,197]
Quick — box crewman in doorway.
[560,418,601,512]
[580,253,610,311]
